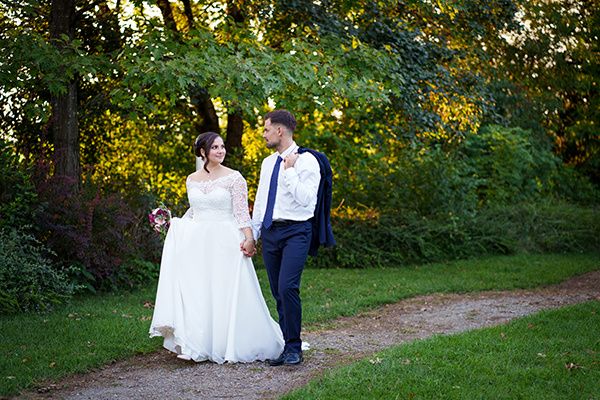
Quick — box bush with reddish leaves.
[33,169,161,292]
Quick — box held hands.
[240,238,257,257]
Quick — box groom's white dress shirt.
[251,141,320,240]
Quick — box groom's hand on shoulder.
[284,152,299,169]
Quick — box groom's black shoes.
[269,351,303,366]
[268,352,287,366]
[283,351,303,366]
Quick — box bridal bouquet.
[148,203,171,237]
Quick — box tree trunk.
[227,0,244,23]
[181,0,195,31]
[225,108,244,166]
[156,0,178,33]
[226,109,244,146]
[155,0,219,135]
[192,87,220,133]
[223,1,247,167]
[49,0,80,183]
[52,81,79,181]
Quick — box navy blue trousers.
[261,220,311,354]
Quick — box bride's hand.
[241,238,256,257]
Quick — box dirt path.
[18,271,600,400]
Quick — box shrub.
[313,213,492,268]
[552,165,600,205]
[114,258,160,289]
[461,125,560,205]
[328,125,598,224]
[0,139,40,231]
[1,142,162,294]
[473,201,600,254]
[313,201,599,268]
[0,228,74,314]
[384,145,480,216]
[313,124,600,269]
[34,171,162,291]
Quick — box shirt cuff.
[251,223,260,241]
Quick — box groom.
[251,109,320,366]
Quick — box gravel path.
[17,270,600,400]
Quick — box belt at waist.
[271,219,307,227]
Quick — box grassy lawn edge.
[284,300,600,400]
[0,252,598,396]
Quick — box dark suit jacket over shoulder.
[298,147,336,256]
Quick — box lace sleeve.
[230,172,251,228]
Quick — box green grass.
[0,286,160,396]
[284,300,600,400]
[297,252,600,327]
[0,253,598,396]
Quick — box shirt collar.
[277,141,298,159]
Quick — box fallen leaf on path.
[37,384,57,393]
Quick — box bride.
[149,132,284,363]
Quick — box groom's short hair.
[265,109,296,133]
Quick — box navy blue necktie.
[262,156,283,230]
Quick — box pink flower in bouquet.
[148,204,171,235]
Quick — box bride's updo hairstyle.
[193,131,222,173]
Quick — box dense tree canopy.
[1,0,598,201]
[487,0,599,183]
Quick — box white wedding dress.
[149,172,284,363]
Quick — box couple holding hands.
[149,109,334,367]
